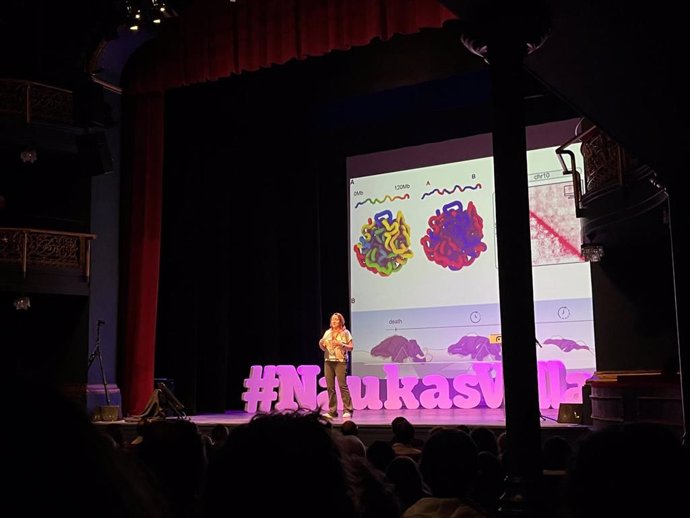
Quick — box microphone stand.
[88,320,110,406]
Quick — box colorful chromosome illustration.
[420,200,487,271]
[421,183,482,199]
[355,193,410,208]
[353,209,413,277]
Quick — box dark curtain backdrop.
[150,18,577,413]
[120,0,456,414]
[159,71,332,412]
[156,20,538,412]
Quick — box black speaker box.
[77,132,113,176]
[557,403,583,424]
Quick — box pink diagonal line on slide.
[529,210,581,257]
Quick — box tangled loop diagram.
[353,209,413,277]
[420,200,487,271]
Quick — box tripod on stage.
[540,413,558,423]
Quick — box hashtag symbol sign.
[242,365,280,413]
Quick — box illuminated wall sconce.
[13,296,31,310]
[20,148,38,163]
[581,243,605,262]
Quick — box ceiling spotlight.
[151,0,163,23]
[125,1,142,31]
[126,0,176,31]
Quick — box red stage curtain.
[120,93,165,415]
[125,0,455,95]
[121,0,456,414]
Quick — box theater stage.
[95,406,591,446]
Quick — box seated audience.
[563,422,690,518]
[403,428,487,517]
[203,410,356,517]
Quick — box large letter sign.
[241,361,591,413]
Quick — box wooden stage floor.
[96,406,592,446]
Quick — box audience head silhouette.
[470,426,498,456]
[366,440,396,473]
[341,419,359,436]
[542,434,572,471]
[385,455,430,511]
[338,434,367,458]
[203,410,355,517]
[135,419,207,517]
[564,422,690,517]
[419,428,479,498]
[7,377,166,517]
[391,416,416,444]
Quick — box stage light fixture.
[125,1,141,31]
[151,0,163,23]
[126,1,177,31]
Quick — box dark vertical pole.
[438,1,549,514]
[488,34,543,516]
[667,191,689,446]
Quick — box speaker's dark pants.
[324,361,352,414]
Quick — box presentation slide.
[347,119,595,380]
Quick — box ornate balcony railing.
[0,79,74,125]
[556,123,617,217]
[555,120,668,262]
[0,227,96,280]
[556,120,662,217]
